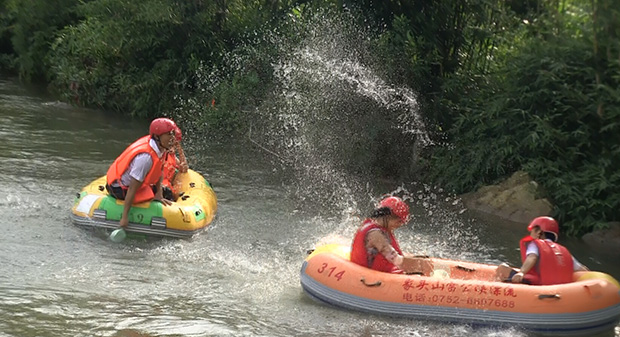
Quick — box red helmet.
[527,216,559,242]
[149,118,177,136]
[379,196,410,223]
[174,126,182,142]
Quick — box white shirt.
[113,138,163,186]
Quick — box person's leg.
[106,184,127,200]
[495,263,518,282]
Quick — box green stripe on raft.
[98,195,163,225]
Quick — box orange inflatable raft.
[300,244,620,335]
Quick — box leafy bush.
[428,1,620,235]
[4,0,79,81]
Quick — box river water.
[0,77,618,337]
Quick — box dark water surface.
[0,77,618,337]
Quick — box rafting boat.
[71,169,217,238]
[300,244,620,335]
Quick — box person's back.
[106,135,163,203]
[511,216,588,285]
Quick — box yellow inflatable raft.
[71,169,217,238]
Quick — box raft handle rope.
[538,294,561,300]
[361,278,382,287]
[456,265,476,272]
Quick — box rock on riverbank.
[459,171,619,254]
[459,171,552,225]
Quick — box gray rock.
[459,171,618,255]
[459,171,553,224]
[582,222,620,254]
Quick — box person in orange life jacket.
[105,118,177,228]
[161,125,189,200]
[510,216,589,285]
[350,196,433,274]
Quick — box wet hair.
[370,206,392,218]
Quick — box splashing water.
[237,10,432,214]
[173,8,493,254]
[274,46,431,146]
[176,8,493,258]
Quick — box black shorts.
[106,184,157,200]
[106,184,127,200]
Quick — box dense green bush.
[49,0,201,115]
[428,1,620,235]
[0,0,15,71]
[46,0,308,117]
[3,0,80,81]
[0,0,617,234]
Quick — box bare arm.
[512,253,538,283]
[365,230,433,274]
[153,176,172,206]
[176,143,188,173]
[366,230,401,264]
[400,256,434,275]
[120,178,141,228]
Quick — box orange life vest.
[161,151,179,193]
[106,135,164,204]
[350,219,403,273]
[519,236,574,285]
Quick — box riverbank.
[459,171,620,256]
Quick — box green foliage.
[174,1,345,136]
[428,0,620,235]
[370,0,518,131]
[49,0,193,115]
[4,0,80,81]
[3,0,619,235]
[176,66,273,135]
[47,0,314,116]
[0,0,16,71]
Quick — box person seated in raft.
[161,125,189,201]
[105,117,177,227]
[497,216,589,285]
[350,196,433,274]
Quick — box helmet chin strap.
[153,135,172,151]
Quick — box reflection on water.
[1,75,618,337]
